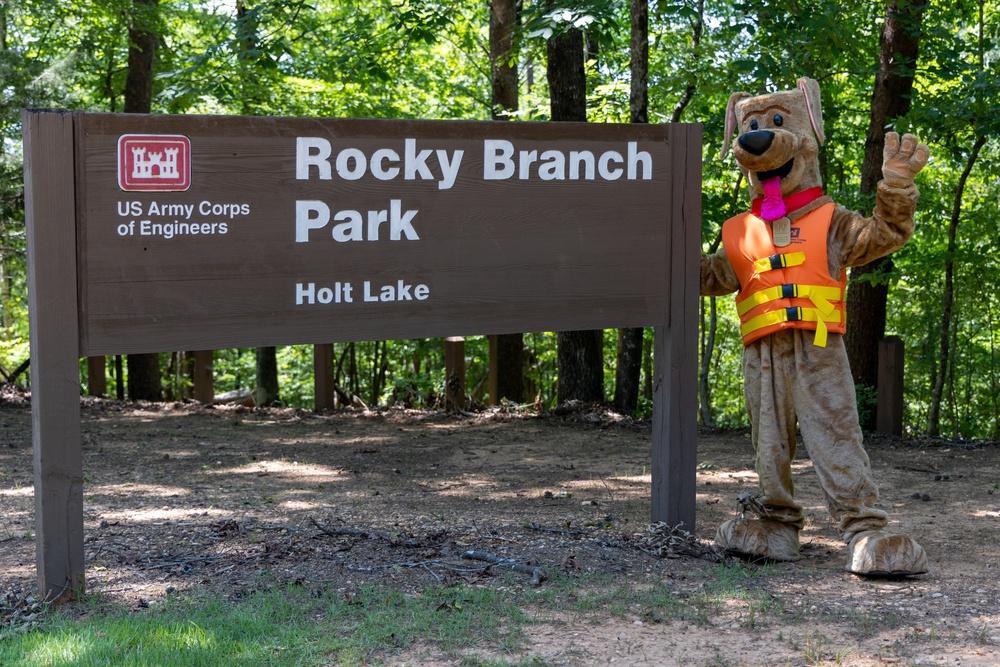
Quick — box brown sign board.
[25,110,701,600]
[76,114,688,355]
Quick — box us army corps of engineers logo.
[117,134,192,192]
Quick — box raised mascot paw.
[846,531,928,577]
[882,132,930,189]
[715,518,801,562]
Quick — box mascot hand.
[882,132,930,189]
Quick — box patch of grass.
[0,583,533,666]
[842,607,904,639]
[530,562,780,629]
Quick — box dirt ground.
[2,392,999,666]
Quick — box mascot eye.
[749,119,759,131]
[773,114,784,126]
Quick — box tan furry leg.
[715,518,801,562]
[790,333,889,537]
[742,335,806,528]
[846,531,928,577]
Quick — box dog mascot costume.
[701,77,930,576]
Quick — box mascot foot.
[846,531,928,577]
[715,518,801,562]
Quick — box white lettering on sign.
[116,200,250,221]
[364,280,430,302]
[295,199,419,243]
[295,280,428,305]
[296,137,464,190]
[116,199,247,238]
[137,220,229,238]
[483,140,652,181]
[296,281,354,304]
[147,202,195,219]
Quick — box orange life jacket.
[721,201,846,347]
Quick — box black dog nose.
[738,130,775,156]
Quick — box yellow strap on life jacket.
[740,306,843,347]
[736,283,843,317]
[753,251,806,274]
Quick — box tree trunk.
[613,0,651,414]
[669,0,702,125]
[123,0,162,401]
[255,346,280,407]
[547,4,601,403]
[487,0,525,405]
[490,0,518,117]
[491,333,525,404]
[557,330,604,403]
[613,327,643,414]
[123,0,157,115]
[546,20,586,123]
[845,0,923,429]
[127,354,161,402]
[927,134,986,436]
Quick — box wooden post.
[445,337,465,410]
[877,336,905,436]
[192,350,214,404]
[86,356,106,396]
[650,124,701,531]
[314,343,335,411]
[24,110,85,601]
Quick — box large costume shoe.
[715,518,801,562]
[846,531,928,577]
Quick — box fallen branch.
[345,558,487,585]
[461,550,546,586]
[309,517,421,547]
[528,522,599,537]
[5,358,29,385]
[142,555,222,570]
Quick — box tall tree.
[925,0,993,435]
[547,4,603,404]
[255,345,281,406]
[124,0,163,402]
[489,0,526,405]
[612,0,649,414]
[845,0,923,427]
[234,0,283,404]
[926,134,986,435]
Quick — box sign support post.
[23,109,86,601]
[651,126,701,531]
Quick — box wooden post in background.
[24,110,85,601]
[192,350,214,404]
[314,343,335,411]
[445,337,465,410]
[87,356,106,396]
[877,336,905,436]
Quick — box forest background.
[0,0,997,439]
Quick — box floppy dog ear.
[720,91,751,159]
[797,77,825,145]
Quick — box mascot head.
[721,77,825,199]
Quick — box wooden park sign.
[23,109,701,599]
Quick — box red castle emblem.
[117,134,192,191]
